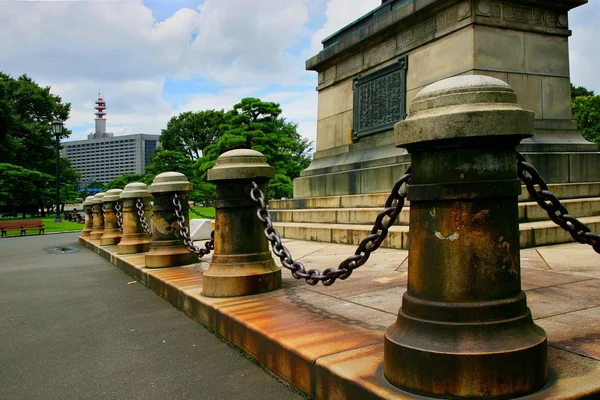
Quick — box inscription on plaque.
[352,56,408,141]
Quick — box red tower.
[94,93,107,135]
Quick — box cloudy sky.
[1,0,598,148]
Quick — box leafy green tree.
[160,110,227,160]
[0,163,54,218]
[145,148,195,177]
[572,83,595,99]
[199,98,312,198]
[0,73,71,174]
[572,95,600,143]
[103,174,154,191]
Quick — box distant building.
[61,94,160,187]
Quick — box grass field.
[0,216,83,237]
[0,206,215,238]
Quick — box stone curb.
[79,236,600,400]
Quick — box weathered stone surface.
[396,75,534,147]
[207,149,274,181]
[148,172,193,194]
[542,76,572,120]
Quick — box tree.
[0,163,54,218]
[572,95,600,143]
[145,148,195,177]
[199,98,312,198]
[572,83,595,99]
[160,110,227,160]
[103,174,154,191]
[0,73,71,174]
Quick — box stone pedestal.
[145,172,197,269]
[383,76,547,398]
[204,149,281,297]
[295,0,595,198]
[117,183,152,255]
[80,196,94,238]
[88,192,106,242]
[100,189,122,246]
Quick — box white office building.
[61,95,160,186]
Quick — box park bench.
[0,220,45,237]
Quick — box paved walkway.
[0,233,301,400]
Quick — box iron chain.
[101,204,106,221]
[172,193,214,259]
[189,207,215,220]
[115,202,123,233]
[135,198,153,236]
[249,166,412,286]
[517,152,600,254]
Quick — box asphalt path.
[0,232,301,400]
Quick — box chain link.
[114,202,123,233]
[172,193,214,259]
[517,151,600,254]
[101,204,106,221]
[249,166,412,286]
[189,207,215,220]
[135,198,153,236]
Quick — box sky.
[1,0,598,149]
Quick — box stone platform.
[269,182,600,249]
[80,235,600,399]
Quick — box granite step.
[270,197,600,225]
[269,182,600,210]
[272,216,600,250]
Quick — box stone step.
[270,197,600,225]
[269,182,600,210]
[272,216,600,250]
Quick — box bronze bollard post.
[88,192,106,242]
[203,149,281,297]
[80,196,94,237]
[100,189,123,246]
[384,76,547,398]
[117,182,152,254]
[145,172,197,268]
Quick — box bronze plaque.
[353,56,408,141]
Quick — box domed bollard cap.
[120,182,151,199]
[145,172,197,268]
[91,192,106,204]
[83,196,95,207]
[208,149,275,181]
[148,172,193,194]
[89,192,106,241]
[102,189,123,203]
[396,75,533,149]
[204,148,280,297]
[118,183,152,255]
[385,75,545,399]
[100,189,123,246]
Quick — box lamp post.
[52,119,63,223]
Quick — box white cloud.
[2,0,597,152]
[570,2,600,93]
[309,0,379,56]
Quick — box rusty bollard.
[88,192,106,242]
[384,76,547,398]
[145,172,197,268]
[100,189,123,246]
[204,149,281,297]
[117,183,152,254]
[80,196,95,237]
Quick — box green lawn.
[0,206,215,238]
[1,215,83,237]
[189,206,215,219]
